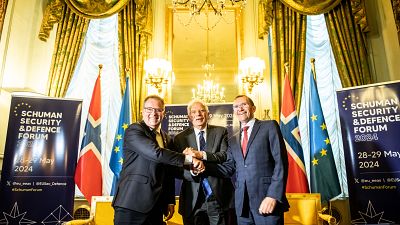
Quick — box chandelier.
[172,0,246,16]
[192,63,225,103]
[239,57,265,93]
[144,58,172,94]
[192,12,225,103]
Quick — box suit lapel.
[247,119,260,151]
[206,126,216,152]
[185,128,198,149]
[140,121,155,140]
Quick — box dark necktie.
[199,131,213,198]
[241,126,249,155]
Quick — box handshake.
[183,147,205,174]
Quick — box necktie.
[241,126,249,156]
[155,130,164,148]
[199,131,213,198]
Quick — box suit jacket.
[173,125,234,218]
[217,119,289,216]
[112,121,185,213]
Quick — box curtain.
[118,0,152,122]
[325,0,373,87]
[299,15,348,197]
[392,0,400,45]
[270,0,307,120]
[65,15,121,195]
[0,0,8,40]
[46,5,89,97]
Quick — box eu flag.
[308,70,341,203]
[109,77,131,195]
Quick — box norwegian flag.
[280,74,309,193]
[74,75,102,204]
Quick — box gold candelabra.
[239,57,265,93]
[144,58,171,94]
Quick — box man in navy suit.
[214,95,289,225]
[174,99,234,225]
[112,95,205,225]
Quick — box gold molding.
[64,0,130,19]
[280,0,341,15]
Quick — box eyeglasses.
[233,103,249,110]
[143,107,164,113]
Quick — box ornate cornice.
[280,0,341,15]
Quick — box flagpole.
[98,64,107,196]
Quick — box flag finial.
[98,64,103,77]
[284,62,289,75]
[310,58,316,80]
[124,68,130,78]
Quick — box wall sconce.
[144,58,172,94]
[239,57,265,93]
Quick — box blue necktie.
[199,131,213,198]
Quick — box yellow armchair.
[64,194,335,225]
[64,196,114,225]
[285,193,336,225]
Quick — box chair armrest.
[62,217,93,225]
[318,208,336,225]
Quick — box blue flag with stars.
[308,70,341,203]
[109,77,131,195]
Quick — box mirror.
[168,9,241,104]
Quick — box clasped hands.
[183,147,205,174]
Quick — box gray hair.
[187,99,209,115]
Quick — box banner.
[0,95,82,224]
[337,81,400,224]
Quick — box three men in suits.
[112,95,205,225]
[174,99,234,225]
[215,95,289,225]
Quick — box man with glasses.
[113,95,205,225]
[213,95,289,225]
[173,99,234,225]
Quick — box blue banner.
[0,95,82,224]
[337,81,400,224]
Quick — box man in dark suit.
[214,95,289,225]
[174,99,234,225]
[112,95,205,225]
